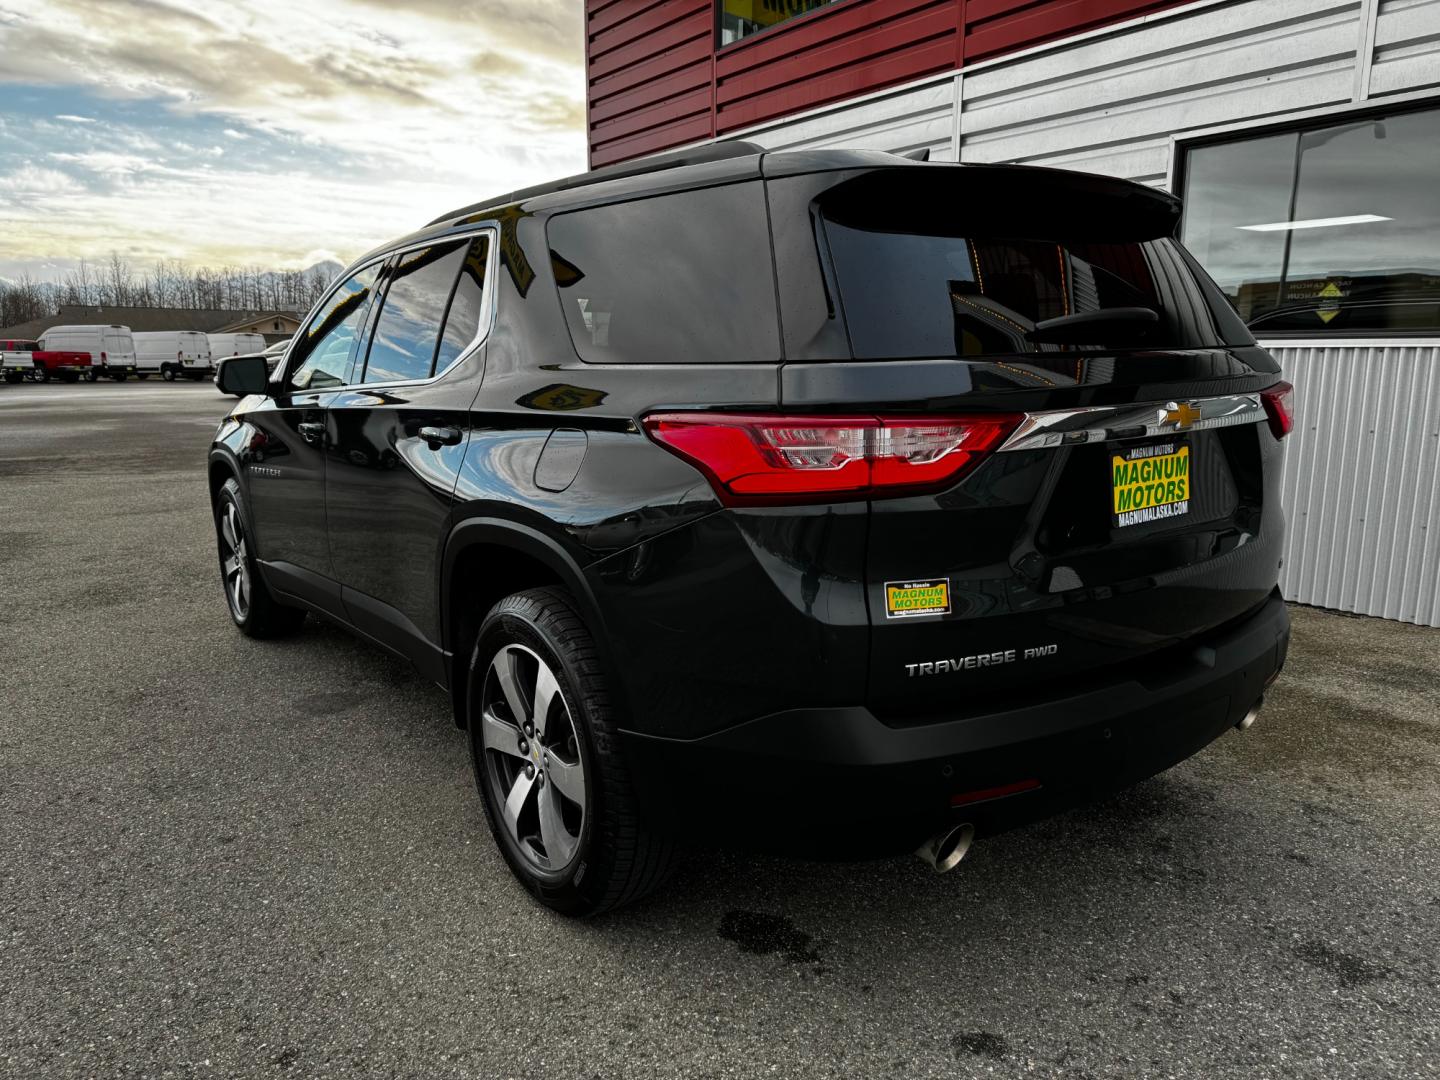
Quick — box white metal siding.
[733,75,956,158]
[717,0,1438,179]
[1370,0,1440,97]
[1268,342,1440,626]
[958,0,1364,183]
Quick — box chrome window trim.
[996,393,1265,453]
[280,226,499,394]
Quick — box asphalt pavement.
[3,380,1438,1079]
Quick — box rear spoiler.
[768,157,1182,241]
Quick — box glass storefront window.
[1180,105,1440,335]
[719,0,841,46]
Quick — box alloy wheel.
[479,643,586,872]
[218,503,252,620]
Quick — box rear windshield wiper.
[1026,307,1158,343]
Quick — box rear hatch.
[768,162,1287,719]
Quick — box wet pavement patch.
[1293,941,1390,987]
[292,691,360,716]
[953,1031,1008,1059]
[718,910,819,964]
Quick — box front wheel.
[84,370,98,382]
[469,588,673,916]
[162,368,176,381]
[214,478,306,638]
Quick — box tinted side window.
[289,265,380,390]
[361,241,469,384]
[434,235,490,371]
[546,183,780,364]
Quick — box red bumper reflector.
[949,778,1042,807]
[1260,380,1294,440]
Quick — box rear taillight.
[100,351,107,362]
[1260,381,1294,440]
[643,412,1020,504]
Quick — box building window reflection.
[1180,105,1440,335]
[719,0,840,46]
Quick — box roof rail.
[428,140,766,226]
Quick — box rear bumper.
[620,592,1289,856]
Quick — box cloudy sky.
[0,0,585,281]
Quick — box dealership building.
[584,0,1440,625]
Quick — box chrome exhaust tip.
[1237,696,1263,730]
[915,823,975,873]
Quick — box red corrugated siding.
[588,0,715,167]
[716,0,959,133]
[586,0,1190,166]
[963,0,1181,61]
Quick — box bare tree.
[102,252,135,306]
[3,253,330,331]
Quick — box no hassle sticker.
[885,579,951,619]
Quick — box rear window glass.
[546,183,780,364]
[435,235,490,371]
[362,240,469,384]
[818,170,1245,359]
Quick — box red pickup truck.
[30,350,95,382]
[3,339,98,383]
[2,338,98,383]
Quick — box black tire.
[468,587,673,916]
[162,368,176,381]
[3,372,21,384]
[38,369,52,382]
[84,370,98,382]
[214,477,306,638]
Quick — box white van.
[207,333,267,362]
[133,331,213,380]
[38,325,138,381]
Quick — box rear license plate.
[1112,440,1191,528]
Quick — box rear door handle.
[298,421,325,444]
[419,425,463,449]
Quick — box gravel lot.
[3,380,1438,1079]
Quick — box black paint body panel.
[209,149,1289,854]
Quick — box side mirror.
[216,353,270,397]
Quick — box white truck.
[1,338,39,383]
[133,330,214,380]
[207,333,267,364]
[39,325,138,381]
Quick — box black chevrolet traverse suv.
[210,143,1293,915]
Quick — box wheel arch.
[441,519,616,731]
[207,448,242,509]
